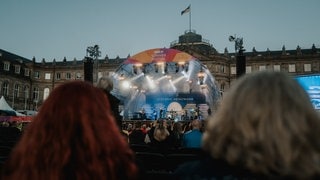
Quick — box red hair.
[2,81,138,180]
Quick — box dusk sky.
[1,0,319,62]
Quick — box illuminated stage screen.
[295,74,320,110]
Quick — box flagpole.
[189,4,191,32]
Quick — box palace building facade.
[1,31,319,111]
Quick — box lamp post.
[24,91,28,110]
[12,88,15,109]
[86,45,101,83]
[229,35,246,78]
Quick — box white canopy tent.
[0,96,25,116]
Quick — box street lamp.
[229,35,246,78]
[86,45,101,83]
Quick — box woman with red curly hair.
[2,81,138,180]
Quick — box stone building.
[1,31,319,110]
[170,30,320,93]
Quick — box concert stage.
[111,48,220,120]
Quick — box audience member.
[174,71,320,179]
[181,119,203,148]
[129,122,146,145]
[170,122,184,148]
[0,121,21,145]
[97,76,122,129]
[2,81,138,180]
[182,121,192,134]
[122,123,133,136]
[148,120,173,151]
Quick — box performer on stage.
[140,108,146,120]
[159,108,164,119]
[153,109,157,120]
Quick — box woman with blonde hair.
[2,81,138,180]
[174,71,320,179]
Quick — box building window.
[2,82,9,96]
[66,72,71,80]
[231,67,236,75]
[4,62,10,71]
[259,65,266,71]
[289,64,296,72]
[24,85,29,99]
[15,65,21,74]
[43,88,50,100]
[246,66,252,73]
[220,83,225,91]
[304,64,311,72]
[34,71,40,79]
[219,65,225,73]
[274,65,281,71]
[45,73,51,80]
[14,84,19,98]
[33,87,39,101]
[24,68,30,76]
[76,72,81,79]
[24,85,29,110]
[56,73,61,80]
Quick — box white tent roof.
[0,96,15,111]
[0,96,25,116]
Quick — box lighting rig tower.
[229,35,246,78]
[86,45,101,83]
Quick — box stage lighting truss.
[131,62,190,75]
[115,60,211,94]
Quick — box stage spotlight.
[164,63,168,74]
[142,64,147,74]
[185,62,189,72]
[154,63,159,73]
[175,63,179,73]
[175,61,186,73]
[119,73,125,80]
[156,62,166,74]
[198,69,205,85]
[132,63,143,75]
[122,80,130,89]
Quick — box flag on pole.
[181,5,191,15]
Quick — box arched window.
[43,88,50,100]
[24,85,29,99]
[33,87,39,102]
[2,82,9,96]
[24,85,29,110]
[14,84,20,98]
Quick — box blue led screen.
[295,75,320,109]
